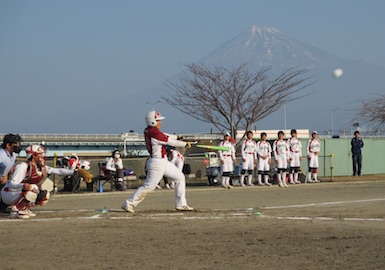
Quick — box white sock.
[240,175,245,185]
[294,173,299,182]
[289,173,294,183]
[258,174,262,185]
[264,174,269,184]
[248,175,253,185]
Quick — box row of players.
[0,111,321,218]
[218,129,321,188]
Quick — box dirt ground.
[1,177,385,270]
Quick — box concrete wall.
[303,138,385,177]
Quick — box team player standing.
[239,131,257,187]
[306,131,321,183]
[288,129,302,184]
[273,131,289,187]
[218,132,237,189]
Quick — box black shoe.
[0,200,10,213]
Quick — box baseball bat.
[196,145,230,151]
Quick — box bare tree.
[163,63,312,143]
[356,94,385,132]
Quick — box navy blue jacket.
[351,137,364,155]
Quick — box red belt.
[246,152,254,154]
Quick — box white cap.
[224,132,231,137]
[312,130,318,135]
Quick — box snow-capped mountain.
[45,26,385,135]
[200,26,347,73]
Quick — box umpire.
[351,131,364,176]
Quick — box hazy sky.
[1,0,384,133]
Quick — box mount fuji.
[74,26,385,135]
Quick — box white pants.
[308,153,319,168]
[1,183,23,206]
[174,160,184,171]
[276,154,288,169]
[289,152,301,167]
[241,154,254,170]
[257,157,270,172]
[123,158,187,208]
[221,156,234,173]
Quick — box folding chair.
[96,161,118,191]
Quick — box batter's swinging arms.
[122,111,194,213]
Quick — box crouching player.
[1,145,74,219]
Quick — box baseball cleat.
[25,209,36,217]
[10,211,30,219]
[176,205,195,211]
[121,204,135,213]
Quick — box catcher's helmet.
[25,145,46,160]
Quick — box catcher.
[1,144,74,219]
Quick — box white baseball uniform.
[241,139,257,170]
[170,149,184,171]
[218,140,236,188]
[1,162,73,217]
[307,138,321,168]
[288,137,302,167]
[218,141,236,173]
[122,127,188,209]
[256,140,272,172]
[273,140,289,169]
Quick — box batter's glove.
[185,142,192,148]
[177,135,184,140]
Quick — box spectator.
[351,131,364,176]
[106,150,125,191]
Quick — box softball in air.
[332,69,343,78]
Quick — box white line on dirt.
[261,198,385,209]
[261,215,385,221]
